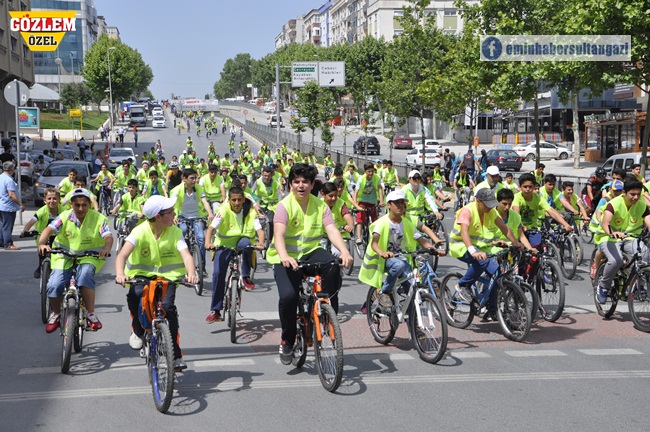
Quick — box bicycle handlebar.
[392,248,441,257]
[297,258,341,270]
[122,276,197,289]
[207,245,264,253]
[48,248,110,258]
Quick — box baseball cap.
[408,170,421,179]
[142,195,177,219]
[374,158,381,163]
[70,188,91,200]
[386,190,406,203]
[486,165,500,176]
[142,160,150,166]
[475,188,499,209]
[611,179,624,191]
[169,161,179,168]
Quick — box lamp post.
[107,47,116,132]
[54,56,62,113]
[70,52,75,83]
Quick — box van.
[600,152,650,177]
[128,104,147,127]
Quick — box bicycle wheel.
[434,220,449,255]
[366,286,397,345]
[292,316,308,368]
[313,303,344,392]
[546,243,562,266]
[149,322,175,413]
[345,237,355,276]
[628,267,650,332]
[192,244,203,296]
[440,272,475,329]
[98,191,105,215]
[61,298,77,374]
[73,307,84,353]
[116,234,125,253]
[572,234,584,267]
[354,225,366,260]
[518,280,539,322]
[580,223,594,244]
[496,280,531,342]
[559,236,577,279]
[593,261,618,318]
[261,223,270,259]
[229,277,239,343]
[40,259,51,324]
[410,292,448,364]
[536,257,565,322]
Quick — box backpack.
[138,279,169,330]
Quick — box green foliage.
[321,123,334,148]
[294,80,337,135]
[213,53,254,99]
[59,82,90,109]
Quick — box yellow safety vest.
[449,202,499,258]
[255,178,280,210]
[595,195,647,243]
[201,174,223,202]
[170,184,208,218]
[330,198,350,240]
[213,203,257,248]
[125,223,186,279]
[51,210,108,271]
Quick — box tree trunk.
[420,110,426,174]
[534,94,540,168]
[572,83,581,170]
[432,109,437,141]
[311,128,315,153]
[641,90,650,177]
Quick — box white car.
[151,107,164,116]
[514,141,572,161]
[107,147,137,171]
[152,116,166,128]
[18,152,36,184]
[9,135,34,151]
[268,115,284,128]
[406,148,441,168]
[412,139,443,152]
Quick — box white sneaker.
[129,332,143,350]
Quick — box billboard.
[18,107,40,129]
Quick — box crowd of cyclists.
[24,107,650,376]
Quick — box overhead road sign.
[318,62,345,87]
[291,62,318,87]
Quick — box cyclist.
[359,190,444,307]
[136,160,151,191]
[199,164,226,213]
[494,188,535,251]
[321,182,354,256]
[166,161,183,191]
[142,170,168,198]
[323,153,335,179]
[204,186,265,323]
[352,162,385,244]
[170,168,214,277]
[581,167,608,213]
[115,195,199,372]
[57,168,77,197]
[22,187,64,278]
[381,160,399,194]
[61,176,99,211]
[252,165,282,243]
[113,160,137,204]
[539,174,572,210]
[266,163,353,365]
[453,165,475,207]
[503,172,519,192]
[473,165,503,195]
[111,179,145,233]
[558,181,590,225]
[38,189,113,333]
[402,170,442,226]
[589,179,624,279]
[92,164,115,208]
[530,164,545,186]
[595,180,650,304]
[631,163,645,184]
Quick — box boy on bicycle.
[204,186,265,324]
[359,190,443,307]
[38,189,113,333]
[352,162,384,244]
[267,163,353,365]
[22,187,64,278]
[453,165,475,206]
[115,195,200,372]
[112,179,145,233]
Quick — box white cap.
[70,188,91,201]
[408,170,421,179]
[142,195,177,219]
[486,165,500,176]
[386,190,406,203]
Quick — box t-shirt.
[513,192,551,228]
[373,218,422,252]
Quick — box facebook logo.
[481,36,502,60]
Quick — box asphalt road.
[1,108,648,431]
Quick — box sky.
[94,0,312,100]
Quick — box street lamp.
[54,56,62,113]
[107,47,116,132]
[70,52,75,83]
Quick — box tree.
[213,53,254,99]
[293,80,336,152]
[59,82,90,110]
[321,123,334,151]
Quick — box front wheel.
[559,236,578,280]
[593,261,618,318]
[558,152,568,160]
[229,278,239,343]
[344,237,355,276]
[518,280,539,322]
[440,272,475,329]
[496,280,532,342]
[149,322,175,413]
[628,267,650,332]
[526,153,535,161]
[410,292,448,364]
[192,244,203,296]
[73,308,84,353]
[61,298,77,374]
[433,220,449,256]
[292,316,308,368]
[366,286,397,344]
[537,257,566,322]
[313,303,344,392]
[40,259,51,324]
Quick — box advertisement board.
[18,107,39,129]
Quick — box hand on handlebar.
[610,231,626,240]
[339,250,354,268]
[186,273,199,285]
[280,254,299,271]
[115,274,128,287]
[380,251,394,259]
[38,244,51,256]
[471,251,487,261]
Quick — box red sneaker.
[45,312,60,333]
[86,313,102,331]
[242,277,255,291]
[205,311,222,324]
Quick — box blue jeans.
[382,257,412,294]
[210,238,252,312]
[178,219,206,269]
[0,210,16,246]
[46,264,97,297]
[458,251,498,287]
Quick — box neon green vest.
[330,198,350,240]
[358,215,417,289]
[120,192,145,216]
[201,174,223,202]
[402,185,426,220]
[125,223,186,279]
[266,194,326,264]
[595,195,647,243]
[213,203,257,248]
[170,184,208,218]
[357,174,381,204]
[489,209,520,253]
[449,202,499,258]
[143,178,166,198]
[52,210,108,271]
[254,178,280,210]
[382,167,398,186]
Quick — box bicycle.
[48,248,107,374]
[258,205,272,260]
[421,212,449,271]
[454,187,471,211]
[322,226,355,277]
[113,210,134,253]
[593,233,650,331]
[22,230,53,323]
[441,246,532,342]
[177,216,205,296]
[366,249,448,363]
[547,222,578,280]
[123,277,197,413]
[291,260,344,392]
[351,207,371,260]
[97,186,113,217]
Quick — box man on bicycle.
[204,186,265,323]
[114,195,199,372]
[199,164,227,214]
[353,162,384,244]
[252,165,282,243]
[453,165,475,207]
[359,190,443,307]
[266,163,353,365]
[595,180,650,304]
[380,160,399,194]
[38,189,113,333]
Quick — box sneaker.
[45,312,60,333]
[596,285,608,305]
[205,311,222,324]
[590,263,597,280]
[378,293,393,307]
[86,312,103,331]
[202,268,208,278]
[279,340,292,365]
[360,301,368,314]
[174,358,188,372]
[129,332,143,350]
[455,284,473,303]
[242,277,255,291]
[34,267,41,279]
[355,238,363,245]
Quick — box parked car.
[107,147,137,171]
[393,133,413,149]
[152,116,166,128]
[485,149,523,171]
[406,148,441,168]
[353,136,381,155]
[16,135,34,151]
[514,141,572,161]
[601,152,650,179]
[33,160,93,206]
[412,139,443,152]
[267,115,284,128]
[18,153,36,185]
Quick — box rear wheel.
[292,316,308,368]
[40,259,51,324]
[366,286,397,344]
[150,322,175,413]
[628,267,650,332]
[229,278,239,343]
[559,152,568,160]
[61,298,77,374]
[313,303,344,392]
[580,223,594,244]
[73,308,84,353]
[344,237,355,276]
[518,280,539,322]
[559,236,577,279]
[410,292,448,364]
[496,280,532,342]
[593,261,618,318]
[536,257,565,322]
[572,235,584,267]
[433,220,449,256]
[192,244,203,296]
[261,222,271,259]
[526,153,535,161]
[440,272,475,329]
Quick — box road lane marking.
[450,351,491,358]
[353,353,413,361]
[578,349,642,356]
[505,350,567,357]
[192,359,255,368]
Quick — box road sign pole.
[276,63,281,149]
[14,80,22,224]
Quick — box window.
[313,28,321,36]
[0,27,4,44]
[10,36,17,52]
[23,43,28,57]
[444,10,457,16]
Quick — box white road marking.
[450,351,492,358]
[506,350,567,357]
[578,349,642,356]
[192,359,255,367]
[353,353,413,361]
